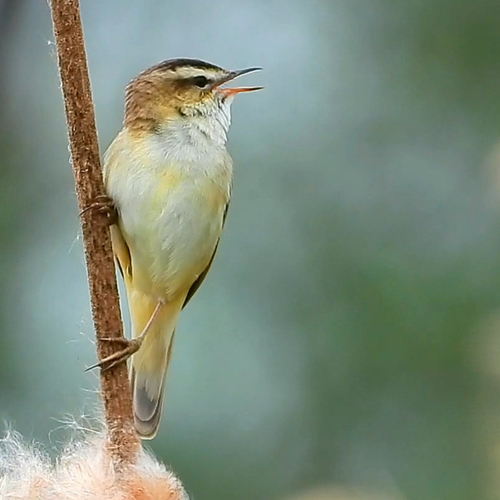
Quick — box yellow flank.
[151,170,187,203]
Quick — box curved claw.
[85,337,143,372]
[80,195,118,225]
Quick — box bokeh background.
[2,0,500,499]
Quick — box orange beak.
[214,67,263,96]
[218,86,264,96]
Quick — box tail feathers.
[131,362,166,439]
[127,289,182,439]
[131,334,175,439]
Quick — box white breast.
[104,126,232,300]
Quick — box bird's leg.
[80,195,118,225]
[86,301,164,372]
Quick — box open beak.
[214,67,263,97]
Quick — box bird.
[99,58,262,439]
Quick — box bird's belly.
[120,186,225,299]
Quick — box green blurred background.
[2,0,500,499]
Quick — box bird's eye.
[192,76,210,88]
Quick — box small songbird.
[101,58,261,439]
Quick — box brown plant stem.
[48,0,139,466]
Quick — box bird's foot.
[85,301,164,372]
[80,195,118,225]
[85,336,144,372]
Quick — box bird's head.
[124,58,262,138]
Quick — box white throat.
[153,98,233,163]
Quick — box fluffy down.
[0,429,188,500]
